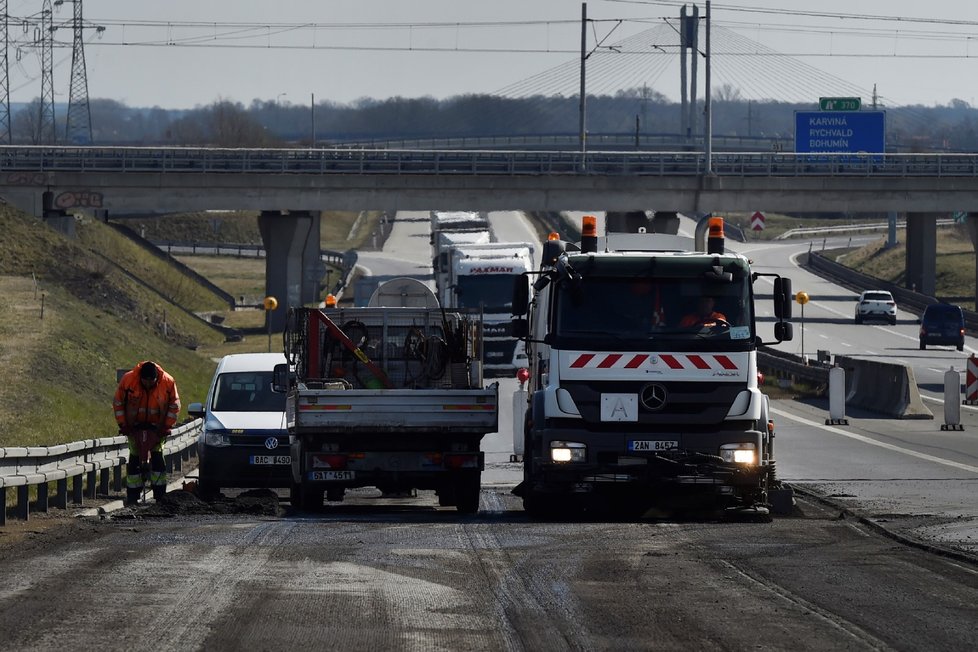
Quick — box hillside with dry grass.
[0,208,388,448]
[0,207,227,447]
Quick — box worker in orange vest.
[679,295,728,328]
[113,361,181,504]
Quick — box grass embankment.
[0,208,223,447]
[827,227,977,310]
[724,212,976,309]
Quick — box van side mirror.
[272,363,292,393]
[187,401,205,418]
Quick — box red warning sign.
[750,211,766,231]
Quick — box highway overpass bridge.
[1,145,975,329]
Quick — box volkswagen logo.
[640,383,668,412]
[264,437,280,450]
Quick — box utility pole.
[704,0,712,174]
[578,2,587,156]
[0,0,10,144]
[311,92,315,146]
[39,0,55,144]
[64,0,100,144]
[679,4,699,146]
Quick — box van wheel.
[197,478,219,501]
[919,341,925,350]
[958,342,964,352]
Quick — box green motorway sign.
[820,97,861,111]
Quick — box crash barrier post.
[965,355,978,405]
[825,366,848,425]
[0,420,201,526]
[834,355,933,420]
[943,367,964,431]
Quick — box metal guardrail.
[151,241,349,268]
[0,419,202,526]
[805,250,978,332]
[3,145,978,178]
[775,219,956,240]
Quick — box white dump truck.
[511,216,794,517]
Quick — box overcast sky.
[8,0,978,110]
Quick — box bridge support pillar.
[41,190,75,238]
[905,212,938,297]
[258,210,319,332]
[966,213,978,310]
[300,211,325,305]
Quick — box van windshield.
[212,371,286,412]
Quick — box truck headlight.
[719,443,756,465]
[204,430,231,447]
[550,440,586,463]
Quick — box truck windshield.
[553,275,753,347]
[455,275,515,312]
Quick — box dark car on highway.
[919,303,965,351]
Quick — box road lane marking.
[770,406,978,474]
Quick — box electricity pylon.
[64,0,97,144]
[38,0,56,144]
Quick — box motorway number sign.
[250,455,290,465]
[820,97,861,111]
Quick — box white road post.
[825,366,848,425]
[943,367,963,431]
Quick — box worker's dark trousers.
[126,451,167,503]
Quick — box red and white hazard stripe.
[568,352,739,371]
[966,355,978,403]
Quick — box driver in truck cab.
[679,295,727,328]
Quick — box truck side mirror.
[512,275,529,316]
[272,363,291,393]
[775,321,793,342]
[774,277,793,319]
[511,318,529,338]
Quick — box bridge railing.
[5,145,978,177]
[0,419,202,526]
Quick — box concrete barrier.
[834,355,932,419]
